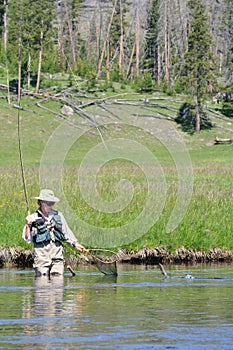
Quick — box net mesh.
[88,249,118,276]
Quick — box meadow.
[0,87,233,253]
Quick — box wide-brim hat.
[34,189,60,203]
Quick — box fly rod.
[17,30,30,214]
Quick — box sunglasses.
[42,201,55,206]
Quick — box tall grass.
[1,164,233,251]
[0,167,39,248]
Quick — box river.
[0,263,232,349]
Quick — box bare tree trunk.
[27,51,31,90]
[96,0,102,67]
[164,1,170,84]
[157,43,161,85]
[218,51,223,74]
[166,31,170,83]
[64,0,77,70]
[177,0,188,54]
[214,137,233,144]
[196,87,201,134]
[119,0,124,75]
[3,0,10,104]
[87,21,91,60]
[135,8,140,77]
[127,42,135,78]
[57,2,65,73]
[57,25,64,72]
[106,39,110,80]
[97,0,117,78]
[57,37,62,72]
[35,28,43,94]
[208,1,214,93]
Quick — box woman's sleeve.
[22,225,33,243]
[59,212,79,246]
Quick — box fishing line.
[17,100,30,214]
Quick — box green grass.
[0,89,233,252]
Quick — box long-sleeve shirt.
[22,209,79,247]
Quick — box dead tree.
[119,0,124,75]
[64,0,77,70]
[3,0,10,104]
[214,137,233,144]
[97,0,117,79]
[135,7,140,77]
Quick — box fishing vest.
[32,210,66,244]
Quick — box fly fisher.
[22,189,85,277]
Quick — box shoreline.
[0,246,233,268]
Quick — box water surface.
[0,263,233,349]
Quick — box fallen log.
[214,137,233,144]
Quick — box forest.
[0,0,232,132]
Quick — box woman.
[22,189,85,277]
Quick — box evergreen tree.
[1,0,232,92]
[7,0,24,74]
[144,0,160,83]
[223,0,233,85]
[7,0,55,91]
[182,0,217,133]
[29,1,55,92]
[0,0,5,37]
[221,0,233,114]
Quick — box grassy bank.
[1,163,233,252]
[0,88,233,254]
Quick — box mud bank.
[0,246,233,268]
[117,247,233,264]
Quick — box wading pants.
[33,241,64,276]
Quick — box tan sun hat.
[34,189,60,203]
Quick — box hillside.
[76,0,232,85]
[1,86,233,167]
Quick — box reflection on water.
[23,276,64,339]
[0,263,233,349]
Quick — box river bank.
[1,246,233,269]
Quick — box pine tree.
[7,0,55,91]
[0,0,4,36]
[30,1,55,92]
[221,0,233,109]
[182,0,217,133]
[144,0,160,84]
[223,0,233,86]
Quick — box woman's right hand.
[74,243,86,252]
[26,213,37,225]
